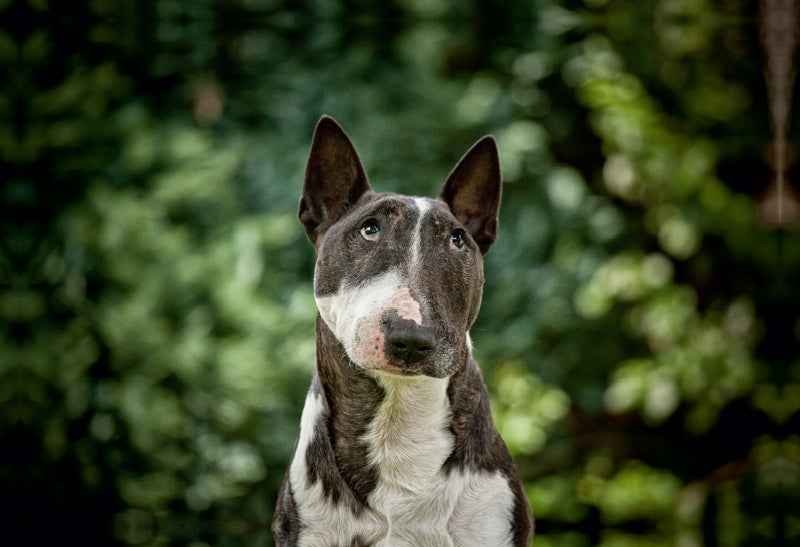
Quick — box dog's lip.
[396,362,442,378]
[367,361,428,377]
[370,362,405,375]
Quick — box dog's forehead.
[362,193,455,223]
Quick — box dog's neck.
[362,359,454,494]
[313,316,457,497]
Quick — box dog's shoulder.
[280,381,387,545]
[445,358,508,470]
[271,471,300,546]
[445,359,535,545]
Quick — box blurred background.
[2,0,799,545]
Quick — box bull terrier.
[272,116,534,546]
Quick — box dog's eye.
[449,229,466,250]
[359,220,381,242]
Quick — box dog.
[272,116,533,546]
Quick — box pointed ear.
[299,116,372,245]
[439,136,502,254]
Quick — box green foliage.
[2,0,798,545]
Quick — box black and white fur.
[272,116,533,546]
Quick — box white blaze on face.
[316,269,424,372]
[409,198,430,270]
[390,286,422,324]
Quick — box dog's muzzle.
[381,311,438,371]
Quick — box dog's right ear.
[299,116,373,246]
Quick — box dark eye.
[359,220,381,241]
[449,229,466,250]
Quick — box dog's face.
[299,116,501,378]
[313,194,485,378]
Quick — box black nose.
[385,320,437,365]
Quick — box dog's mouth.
[370,361,405,375]
[361,351,432,377]
[368,363,441,379]
[375,366,423,377]
[385,356,460,379]
[349,334,459,379]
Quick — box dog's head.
[299,116,501,378]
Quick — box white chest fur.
[363,373,454,494]
[290,373,516,546]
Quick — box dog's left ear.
[439,136,502,254]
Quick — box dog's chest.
[290,375,516,546]
[362,375,459,530]
[364,374,454,492]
